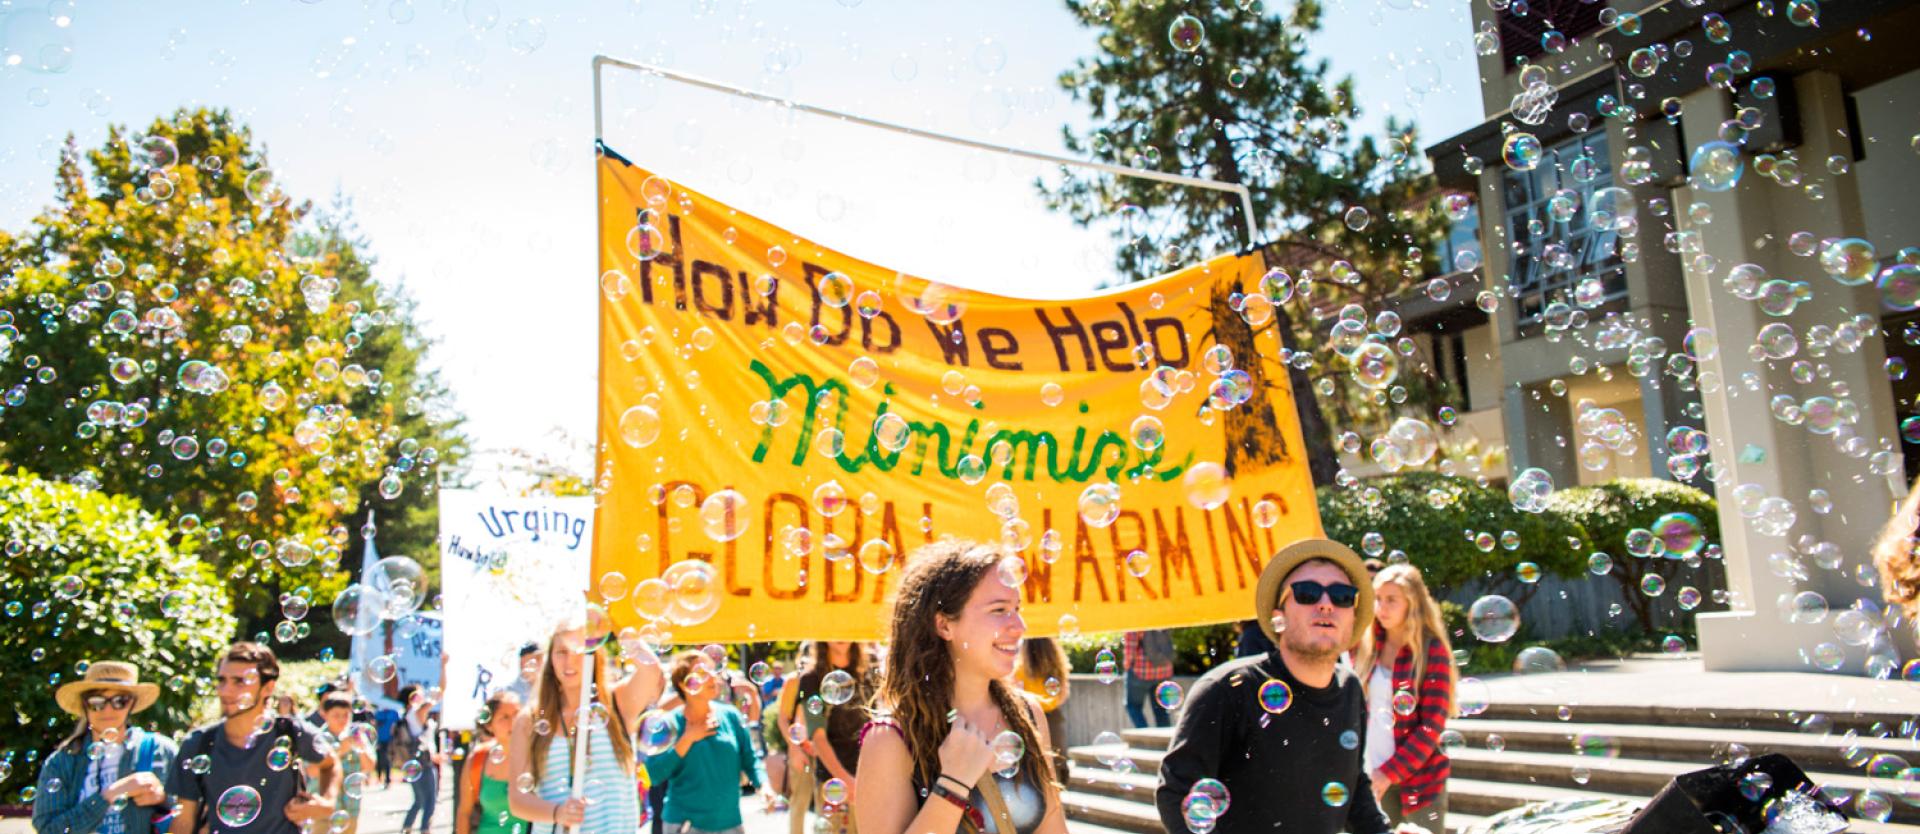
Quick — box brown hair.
[320,691,354,712]
[479,691,519,741]
[527,617,635,785]
[1014,637,1069,688]
[1871,488,1920,619]
[667,651,714,700]
[879,540,1057,798]
[1353,563,1457,716]
[805,641,873,682]
[221,642,280,681]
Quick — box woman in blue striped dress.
[507,613,666,834]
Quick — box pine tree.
[1042,0,1448,482]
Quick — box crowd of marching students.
[32,537,1471,834]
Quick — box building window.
[1503,129,1627,333]
[1499,0,1607,65]
[1439,200,1481,275]
[1431,330,1472,411]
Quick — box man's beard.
[1281,625,1345,661]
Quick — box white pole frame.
[590,55,1262,250]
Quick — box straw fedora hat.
[55,661,161,716]
[1254,538,1376,652]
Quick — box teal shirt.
[643,703,765,832]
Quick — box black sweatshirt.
[1155,649,1392,834]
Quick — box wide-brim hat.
[1254,538,1376,652]
[55,661,161,717]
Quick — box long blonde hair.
[1014,637,1069,688]
[1871,486,1920,619]
[527,616,635,784]
[1354,563,1456,716]
[879,540,1058,797]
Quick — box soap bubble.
[1350,341,1400,389]
[1321,781,1350,807]
[1154,680,1184,710]
[1257,679,1293,714]
[1819,238,1876,286]
[663,560,721,627]
[1508,467,1554,513]
[618,405,662,448]
[332,586,385,637]
[1654,512,1705,556]
[1689,141,1744,191]
[1078,482,1123,528]
[1513,646,1566,674]
[638,711,677,755]
[699,489,751,542]
[1167,14,1204,52]
[1189,778,1231,817]
[1385,417,1438,467]
[820,670,855,705]
[990,730,1026,774]
[1183,461,1231,510]
[1468,595,1520,642]
[215,786,262,827]
[1502,133,1543,171]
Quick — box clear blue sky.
[0,0,1479,476]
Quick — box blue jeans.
[403,754,437,832]
[1125,673,1169,728]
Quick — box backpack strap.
[136,730,156,773]
[975,776,1018,834]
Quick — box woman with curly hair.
[1871,487,1920,620]
[854,540,1065,834]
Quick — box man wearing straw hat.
[168,642,341,834]
[33,661,179,834]
[1154,540,1427,834]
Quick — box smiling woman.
[853,540,1066,834]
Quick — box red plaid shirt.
[1123,631,1173,681]
[1374,627,1454,810]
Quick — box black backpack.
[1141,631,1176,667]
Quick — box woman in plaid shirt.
[1353,564,1456,831]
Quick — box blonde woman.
[1010,638,1071,786]
[506,613,665,834]
[1354,564,1456,832]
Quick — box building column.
[1682,71,1908,673]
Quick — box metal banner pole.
[589,54,1260,249]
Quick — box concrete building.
[1413,0,1920,672]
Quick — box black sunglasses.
[85,694,135,711]
[1290,580,1359,608]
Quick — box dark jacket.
[1155,649,1391,834]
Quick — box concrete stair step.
[1450,717,1920,772]
[1447,747,1920,825]
[1064,816,1147,834]
[1062,768,1490,834]
[1068,744,1166,775]
[1059,790,1161,834]
[1475,701,1914,736]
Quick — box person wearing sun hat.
[1154,539,1429,834]
[33,661,180,834]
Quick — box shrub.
[1318,471,1591,603]
[0,471,236,801]
[1544,478,1721,635]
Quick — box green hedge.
[1318,471,1592,594]
[1544,479,1722,634]
[0,471,236,801]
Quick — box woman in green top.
[456,692,525,834]
[645,651,772,834]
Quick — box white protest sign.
[438,489,592,728]
[351,612,444,714]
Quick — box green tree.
[0,109,463,633]
[1042,1,1450,481]
[0,469,236,799]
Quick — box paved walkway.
[351,767,797,834]
[1474,652,1920,714]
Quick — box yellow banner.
[592,146,1323,642]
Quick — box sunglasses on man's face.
[85,694,135,712]
[1290,580,1360,608]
